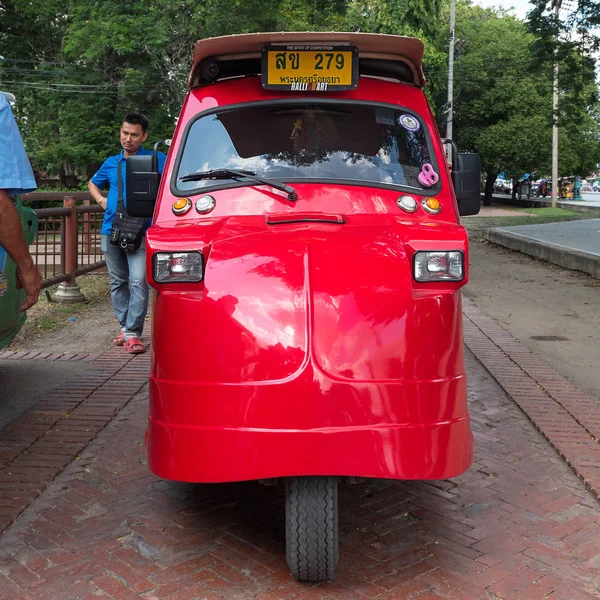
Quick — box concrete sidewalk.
[483,218,600,280]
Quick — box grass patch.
[23,274,110,336]
[510,207,581,217]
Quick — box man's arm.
[0,189,41,311]
[88,180,107,210]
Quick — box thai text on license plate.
[262,45,358,91]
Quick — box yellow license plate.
[262,45,358,92]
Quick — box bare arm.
[0,189,41,311]
[88,180,107,210]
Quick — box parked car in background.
[494,178,511,193]
[560,177,575,199]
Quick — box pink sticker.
[418,163,439,187]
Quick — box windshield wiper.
[180,169,297,201]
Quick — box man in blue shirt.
[0,91,41,311]
[88,113,166,354]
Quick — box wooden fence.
[22,193,107,301]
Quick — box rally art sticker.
[398,114,420,132]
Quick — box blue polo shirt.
[0,93,37,195]
[91,148,166,235]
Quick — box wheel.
[285,476,338,581]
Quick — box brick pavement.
[0,312,599,598]
[0,349,150,533]
[463,298,600,500]
[0,352,97,361]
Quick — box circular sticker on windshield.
[399,114,420,132]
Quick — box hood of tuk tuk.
[147,187,468,385]
[148,76,468,383]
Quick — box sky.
[474,0,532,19]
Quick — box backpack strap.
[117,159,125,213]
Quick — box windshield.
[176,102,437,193]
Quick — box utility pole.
[551,0,562,208]
[445,0,456,141]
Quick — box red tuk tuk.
[126,32,480,581]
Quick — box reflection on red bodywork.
[146,75,473,483]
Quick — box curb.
[483,228,600,280]
[0,348,150,533]
[463,297,600,502]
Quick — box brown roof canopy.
[189,31,426,88]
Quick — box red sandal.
[113,331,126,346]
[123,337,146,354]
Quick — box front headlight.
[153,252,204,283]
[413,251,464,282]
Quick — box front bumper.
[147,376,473,483]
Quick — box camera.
[119,232,138,251]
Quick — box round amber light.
[422,197,441,214]
[172,198,191,215]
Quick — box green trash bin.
[0,194,39,350]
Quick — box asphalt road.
[493,218,600,257]
[581,191,600,202]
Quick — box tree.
[450,5,557,203]
[1,0,353,181]
[527,0,600,183]
[10,0,594,199]
[344,0,449,115]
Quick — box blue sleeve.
[0,94,37,195]
[90,159,110,189]
[157,151,167,175]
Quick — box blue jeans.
[101,234,149,339]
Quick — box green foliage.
[2,0,597,190]
[452,7,549,177]
[344,0,449,111]
[510,207,581,216]
[346,0,444,41]
[452,2,600,186]
[526,0,600,176]
[1,0,354,179]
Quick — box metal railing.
[22,193,107,297]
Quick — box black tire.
[285,476,338,581]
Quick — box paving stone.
[463,297,600,501]
[0,307,599,598]
[0,352,596,599]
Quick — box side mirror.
[126,155,160,218]
[453,153,481,216]
[441,139,482,216]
